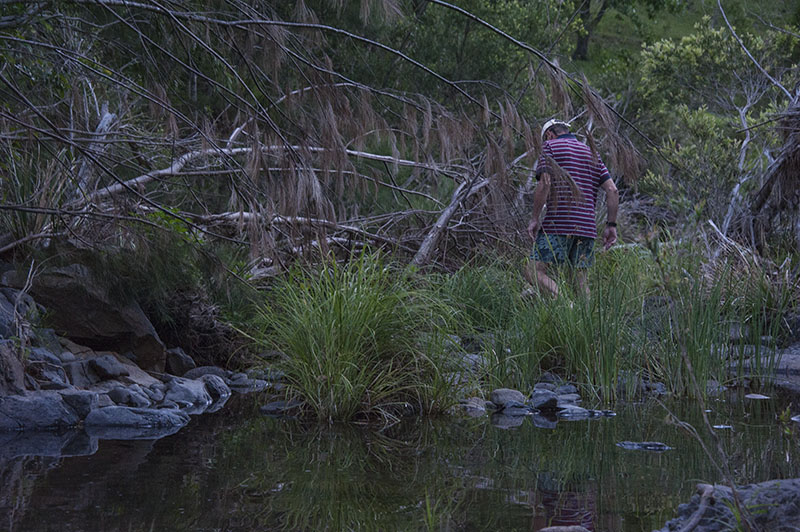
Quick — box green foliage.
[439,260,523,331]
[640,18,770,110]
[393,0,580,97]
[645,106,740,221]
[258,252,460,422]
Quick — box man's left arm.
[601,178,618,250]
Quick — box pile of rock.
[0,270,271,444]
[455,380,615,430]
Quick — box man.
[524,119,618,297]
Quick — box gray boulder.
[166,347,196,376]
[554,384,578,395]
[0,289,15,339]
[84,406,190,440]
[164,377,212,409]
[455,397,487,417]
[556,404,591,420]
[62,359,101,388]
[183,365,230,380]
[58,389,98,419]
[556,393,581,406]
[529,389,559,411]
[0,340,25,395]
[0,288,39,341]
[12,264,167,371]
[108,386,150,408]
[0,392,80,431]
[143,383,165,403]
[490,388,525,409]
[89,354,130,380]
[27,347,62,365]
[25,347,68,388]
[200,374,231,401]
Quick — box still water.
[2,394,798,531]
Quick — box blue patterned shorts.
[532,233,595,268]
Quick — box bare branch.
[718,0,791,100]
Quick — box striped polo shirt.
[536,133,611,239]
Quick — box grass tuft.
[259,252,459,423]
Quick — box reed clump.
[251,244,793,420]
[258,253,459,423]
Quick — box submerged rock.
[85,406,189,430]
[531,412,558,429]
[744,393,770,400]
[490,412,524,429]
[557,404,591,420]
[0,429,98,460]
[260,399,303,417]
[616,441,673,452]
[656,479,800,532]
[456,397,487,417]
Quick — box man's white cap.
[541,119,570,139]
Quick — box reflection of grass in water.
[199,398,798,531]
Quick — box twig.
[0,232,68,255]
[718,0,791,100]
[677,484,715,532]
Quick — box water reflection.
[1,396,798,531]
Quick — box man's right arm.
[528,172,551,240]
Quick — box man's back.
[537,133,610,239]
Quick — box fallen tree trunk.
[411,175,489,267]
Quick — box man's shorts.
[532,233,595,268]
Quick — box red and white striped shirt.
[536,134,611,239]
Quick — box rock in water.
[616,441,673,452]
[656,479,800,532]
[490,388,525,409]
[529,389,558,411]
[744,393,770,400]
[0,392,81,431]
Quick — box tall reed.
[259,252,459,423]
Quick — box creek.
[2,393,799,531]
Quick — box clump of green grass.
[259,252,459,423]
